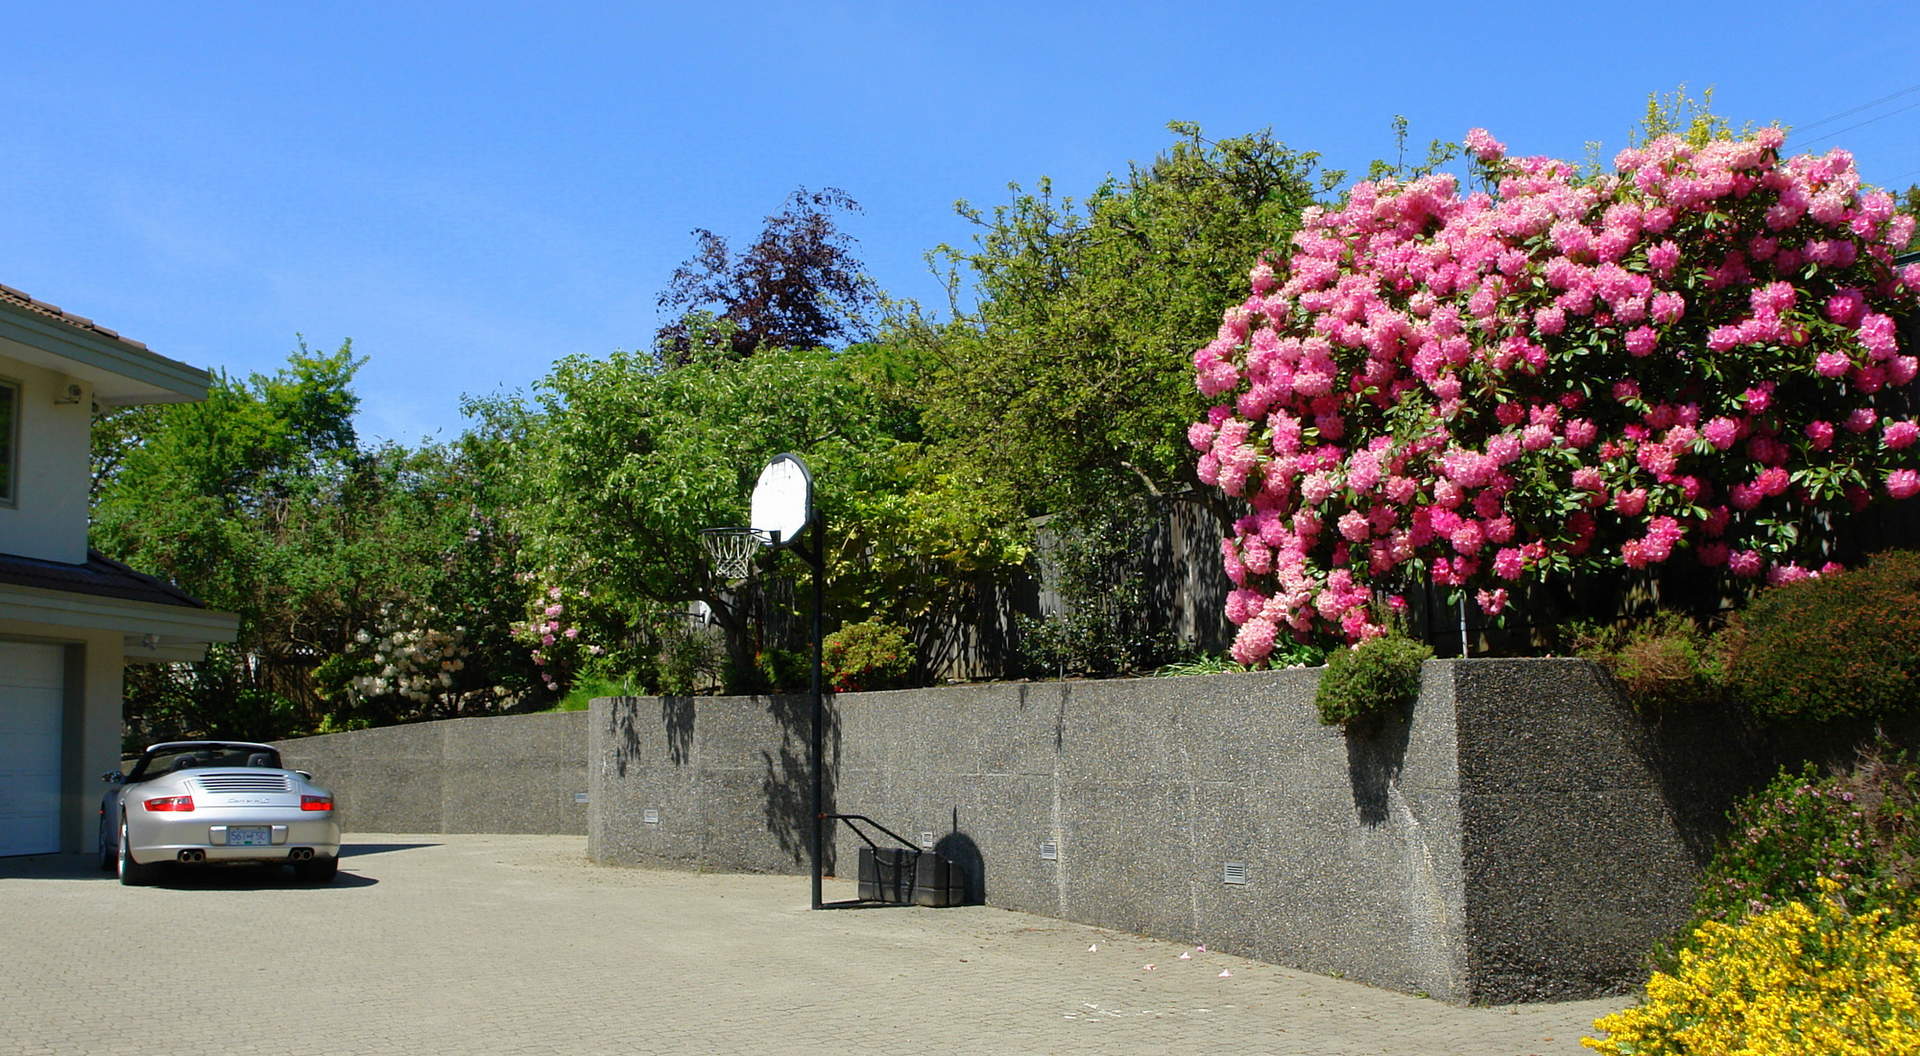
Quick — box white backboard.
[749,453,813,547]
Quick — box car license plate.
[227,827,271,846]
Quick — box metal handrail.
[825,813,921,855]
[828,814,924,904]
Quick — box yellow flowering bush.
[1586,880,1920,1055]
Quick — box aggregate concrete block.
[278,724,446,834]
[972,683,1070,777]
[589,661,1749,1002]
[279,711,588,837]
[1459,786,1696,1003]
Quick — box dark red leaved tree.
[655,187,875,361]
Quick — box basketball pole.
[733,452,824,910]
[795,515,826,911]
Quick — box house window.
[0,377,16,505]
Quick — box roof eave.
[0,299,210,403]
[0,582,239,643]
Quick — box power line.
[1797,99,1920,147]
[1793,82,1920,134]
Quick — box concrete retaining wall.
[275,711,590,835]
[590,659,1740,1004]
[271,662,1751,1003]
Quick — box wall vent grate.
[643,809,660,826]
[1223,861,1249,885]
[1039,840,1059,861]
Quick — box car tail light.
[143,795,194,812]
[301,795,333,812]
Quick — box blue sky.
[4,2,1917,444]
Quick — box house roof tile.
[0,549,208,609]
[0,283,151,352]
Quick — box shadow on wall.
[1011,681,1071,752]
[1346,702,1416,828]
[606,695,698,778]
[608,699,645,778]
[1612,691,1763,867]
[760,692,840,871]
[663,696,695,765]
[1617,687,1920,869]
[936,812,986,905]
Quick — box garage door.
[0,642,65,856]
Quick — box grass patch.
[1155,654,1249,676]
[546,677,640,712]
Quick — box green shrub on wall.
[753,648,812,694]
[1313,635,1432,728]
[1608,747,1920,1051]
[1689,760,1912,931]
[1718,550,1920,724]
[1156,640,1327,677]
[822,620,915,692]
[1573,612,1723,710]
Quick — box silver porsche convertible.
[99,741,343,885]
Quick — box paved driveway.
[0,835,1630,1056]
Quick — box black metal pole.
[807,517,825,910]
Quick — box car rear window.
[131,745,280,781]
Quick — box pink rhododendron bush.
[1189,128,1920,664]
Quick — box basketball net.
[701,528,770,583]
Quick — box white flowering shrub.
[325,604,514,717]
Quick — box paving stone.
[0,834,1629,1055]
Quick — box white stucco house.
[0,285,237,857]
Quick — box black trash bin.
[911,851,966,907]
[856,845,966,907]
[857,846,915,903]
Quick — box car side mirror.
[101,771,124,784]
[296,771,312,780]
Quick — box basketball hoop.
[751,453,814,550]
[701,527,770,583]
[707,452,828,910]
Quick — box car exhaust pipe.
[289,847,314,861]
[178,849,205,863]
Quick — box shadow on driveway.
[0,854,105,881]
[340,841,440,858]
[0,838,438,885]
[147,865,381,890]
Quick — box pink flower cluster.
[1191,128,1920,663]
[523,583,598,693]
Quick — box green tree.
[92,342,539,738]
[910,121,1334,518]
[1900,184,1920,252]
[1364,114,1462,184]
[1629,84,1751,148]
[89,403,163,502]
[881,124,1334,669]
[93,342,365,636]
[510,326,1025,686]
[306,436,547,726]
